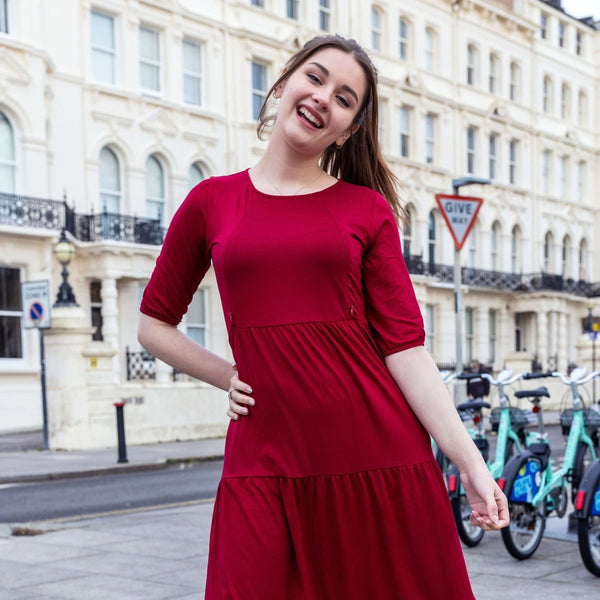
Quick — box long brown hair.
[256,35,406,224]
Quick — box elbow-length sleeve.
[362,193,425,357]
[140,179,212,326]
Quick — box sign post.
[21,280,51,450]
[435,193,483,403]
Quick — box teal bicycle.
[446,369,543,546]
[499,367,600,560]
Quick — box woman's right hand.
[227,366,254,420]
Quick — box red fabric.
[141,170,474,599]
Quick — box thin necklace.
[258,161,324,196]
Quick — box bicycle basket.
[489,407,530,432]
[559,408,600,435]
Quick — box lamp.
[53,230,78,307]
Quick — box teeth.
[298,106,323,128]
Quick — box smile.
[297,106,323,128]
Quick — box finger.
[226,408,239,421]
[228,387,254,407]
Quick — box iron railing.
[0,193,67,231]
[1,193,163,245]
[125,347,182,382]
[405,254,598,298]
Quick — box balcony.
[405,254,599,297]
[0,193,163,245]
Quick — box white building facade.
[0,0,598,445]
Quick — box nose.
[311,89,329,110]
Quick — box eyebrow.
[308,61,359,104]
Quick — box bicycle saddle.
[513,386,550,399]
[457,400,491,411]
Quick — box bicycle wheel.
[577,515,600,576]
[573,442,594,503]
[451,495,485,547]
[501,500,546,560]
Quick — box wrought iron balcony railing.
[404,254,599,298]
[0,193,163,245]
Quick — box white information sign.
[21,280,51,329]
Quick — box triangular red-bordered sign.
[435,194,483,251]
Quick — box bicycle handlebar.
[522,371,554,380]
[551,369,600,386]
[480,371,522,386]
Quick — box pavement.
[0,426,599,599]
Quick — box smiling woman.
[138,34,507,600]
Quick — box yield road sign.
[435,194,483,251]
[21,280,51,329]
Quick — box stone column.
[475,306,488,365]
[44,306,96,449]
[537,310,548,370]
[101,277,120,383]
[557,311,568,372]
[548,311,558,370]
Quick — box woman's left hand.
[460,466,510,530]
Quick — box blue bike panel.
[510,459,542,503]
[592,483,600,516]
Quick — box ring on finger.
[228,389,234,401]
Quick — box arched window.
[188,162,206,189]
[0,111,16,193]
[146,154,165,224]
[562,235,570,277]
[398,18,409,60]
[99,147,121,213]
[371,6,382,51]
[428,210,436,270]
[424,27,435,71]
[511,225,521,274]
[543,231,553,272]
[491,221,501,271]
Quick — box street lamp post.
[451,177,490,403]
[53,230,78,307]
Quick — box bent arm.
[138,313,235,392]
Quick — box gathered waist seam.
[221,459,436,482]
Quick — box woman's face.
[273,47,368,157]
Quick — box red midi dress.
[141,170,475,599]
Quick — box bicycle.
[446,370,542,546]
[499,367,600,560]
[574,454,600,576]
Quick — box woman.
[138,35,508,599]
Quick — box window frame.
[543,75,553,113]
[541,149,551,195]
[139,24,162,95]
[99,146,121,214]
[489,53,499,94]
[319,0,331,32]
[182,38,203,106]
[286,0,299,20]
[424,27,435,72]
[540,12,547,40]
[145,154,166,225]
[0,110,16,194]
[371,6,382,51]
[186,288,209,348]
[466,126,477,175]
[509,61,520,101]
[0,266,23,360]
[0,0,9,34]
[91,9,118,86]
[424,113,435,164]
[398,17,409,61]
[488,133,497,182]
[251,60,268,121]
[509,139,518,185]
[399,105,411,159]
[467,44,478,86]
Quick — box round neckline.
[245,168,341,198]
